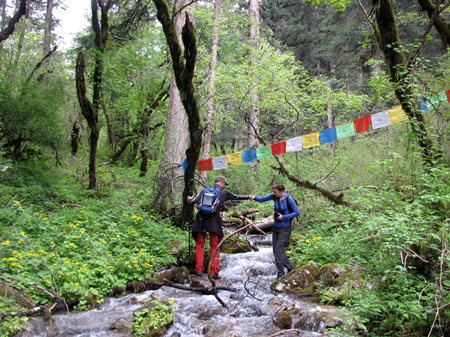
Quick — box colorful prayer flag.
[302,132,320,148]
[353,116,371,133]
[181,158,188,172]
[371,110,390,129]
[242,148,257,163]
[336,123,356,139]
[286,136,302,152]
[198,158,213,171]
[319,128,337,144]
[420,100,428,112]
[212,156,228,170]
[446,89,450,104]
[226,152,243,165]
[257,146,273,159]
[271,141,286,156]
[389,106,408,124]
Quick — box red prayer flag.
[198,158,213,171]
[271,141,286,156]
[353,116,371,133]
[446,89,450,104]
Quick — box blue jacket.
[254,192,300,227]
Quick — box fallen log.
[271,158,356,208]
[246,217,274,233]
[162,278,236,294]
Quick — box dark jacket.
[191,184,248,239]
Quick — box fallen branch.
[162,278,236,294]
[271,158,356,207]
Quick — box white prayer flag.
[212,156,228,170]
[371,110,390,129]
[286,136,302,152]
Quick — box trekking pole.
[187,179,194,257]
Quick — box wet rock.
[108,285,126,297]
[153,266,190,284]
[294,312,317,331]
[109,317,132,334]
[274,310,292,329]
[267,298,282,306]
[198,307,223,320]
[126,281,146,294]
[272,262,319,294]
[221,235,253,254]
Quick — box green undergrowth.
[288,165,449,336]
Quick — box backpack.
[198,186,221,215]
[276,195,299,223]
[286,196,298,214]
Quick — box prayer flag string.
[181,90,449,172]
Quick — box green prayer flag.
[336,123,356,139]
[256,146,273,160]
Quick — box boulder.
[272,262,319,294]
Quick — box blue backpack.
[198,186,221,215]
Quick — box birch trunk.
[201,0,221,183]
[248,0,260,150]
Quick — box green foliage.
[288,161,449,336]
[131,299,174,337]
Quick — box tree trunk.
[76,0,112,189]
[418,0,450,48]
[326,80,335,155]
[247,0,260,150]
[0,0,26,43]
[201,0,222,183]
[152,0,203,227]
[153,0,196,214]
[44,0,54,54]
[371,0,436,168]
[76,51,98,189]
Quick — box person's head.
[215,176,228,187]
[272,182,285,197]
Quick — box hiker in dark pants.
[187,176,249,279]
[249,182,300,279]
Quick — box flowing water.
[18,234,329,337]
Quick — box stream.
[17,233,334,337]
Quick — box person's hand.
[249,195,254,200]
[277,214,283,221]
[187,195,193,201]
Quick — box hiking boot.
[211,275,220,280]
[276,272,285,280]
[193,272,203,276]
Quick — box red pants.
[195,232,220,276]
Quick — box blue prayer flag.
[242,149,257,163]
[181,158,189,172]
[320,128,337,144]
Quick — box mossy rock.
[272,262,319,294]
[318,263,341,287]
[221,235,252,254]
[273,310,292,329]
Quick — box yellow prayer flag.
[302,132,320,148]
[226,152,243,165]
[388,106,408,124]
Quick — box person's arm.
[251,193,275,203]
[187,192,202,204]
[222,189,249,201]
